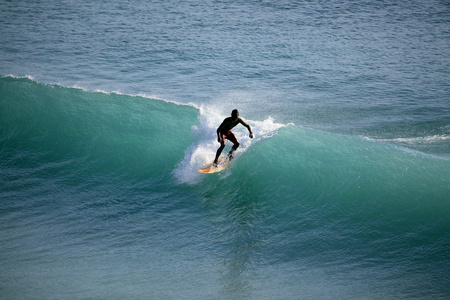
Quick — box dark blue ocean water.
[1,1,450,299]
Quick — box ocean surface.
[1,0,450,299]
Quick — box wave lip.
[373,134,450,143]
[364,133,450,160]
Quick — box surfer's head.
[231,109,239,121]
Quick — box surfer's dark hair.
[231,109,238,116]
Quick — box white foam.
[367,134,450,144]
[5,74,36,81]
[173,106,286,185]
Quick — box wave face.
[1,77,450,299]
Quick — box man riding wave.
[214,109,253,166]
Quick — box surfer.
[214,109,253,166]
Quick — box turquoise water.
[1,77,449,299]
[1,0,450,298]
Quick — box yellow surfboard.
[198,156,232,174]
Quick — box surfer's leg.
[227,141,239,160]
[225,131,239,160]
[214,143,225,165]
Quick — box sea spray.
[173,104,285,185]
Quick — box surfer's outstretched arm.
[239,118,253,138]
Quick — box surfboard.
[198,156,232,174]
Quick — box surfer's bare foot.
[213,161,218,167]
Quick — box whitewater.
[1,0,450,299]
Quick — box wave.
[2,76,450,300]
[0,76,197,189]
[1,76,449,205]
